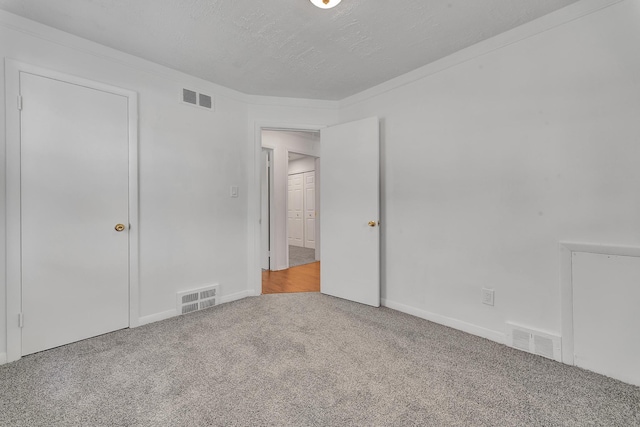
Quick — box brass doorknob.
[368,221,377,227]
[115,224,126,232]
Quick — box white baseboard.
[137,290,253,326]
[0,352,7,365]
[137,309,177,327]
[219,290,253,304]
[381,298,506,345]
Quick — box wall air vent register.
[176,284,219,315]
[182,88,214,111]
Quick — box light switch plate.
[230,186,239,198]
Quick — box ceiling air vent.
[177,284,219,315]
[182,88,214,111]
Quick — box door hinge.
[18,313,23,328]
[17,95,23,111]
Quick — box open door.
[320,117,380,307]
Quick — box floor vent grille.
[177,284,219,315]
[506,322,562,362]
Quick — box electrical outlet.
[481,288,495,306]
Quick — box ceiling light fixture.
[310,0,342,9]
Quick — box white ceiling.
[0,0,581,100]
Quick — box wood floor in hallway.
[262,261,320,294]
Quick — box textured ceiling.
[0,0,581,100]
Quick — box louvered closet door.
[20,71,130,355]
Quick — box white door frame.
[251,122,324,296]
[4,60,139,362]
[261,148,274,270]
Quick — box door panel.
[572,252,640,386]
[320,117,380,307]
[288,174,304,247]
[20,72,130,355]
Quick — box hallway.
[262,262,320,294]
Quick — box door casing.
[4,60,139,363]
[252,123,325,295]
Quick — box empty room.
[1,0,639,426]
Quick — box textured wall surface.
[0,0,580,99]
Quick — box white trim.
[128,88,140,328]
[5,59,22,364]
[249,121,327,297]
[137,290,253,326]
[247,94,339,110]
[0,0,623,108]
[0,9,343,109]
[218,290,253,304]
[559,242,640,258]
[339,0,625,108]
[0,9,247,104]
[381,298,506,345]
[4,60,140,362]
[0,352,7,365]
[263,147,276,272]
[138,309,177,327]
[559,242,640,365]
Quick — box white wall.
[339,0,640,342]
[0,11,341,359]
[289,156,316,175]
[0,11,250,358]
[5,0,639,368]
[262,131,320,270]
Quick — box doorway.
[253,117,381,306]
[260,130,321,294]
[288,152,317,267]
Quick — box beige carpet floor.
[1,293,638,426]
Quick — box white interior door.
[304,171,316,249]
[321,117,380,307]
[288,174,304,247]
[20,71,130,356]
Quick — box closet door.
[288,174,304,247]
[304,172,316,249]
[20,71,130,356]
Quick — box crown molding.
[246,94,339,110]
[339,0,625,108]
[0,0,625,110]
[0,9,250,104]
